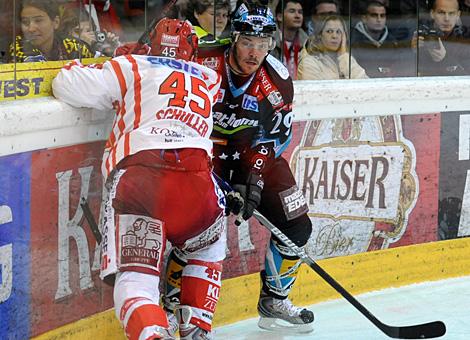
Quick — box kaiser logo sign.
[291,116,419,258]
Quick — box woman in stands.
[298,15,368,79]
[9,0,94,62]
[182,0,231,45]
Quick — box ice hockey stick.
[252,210,446,339]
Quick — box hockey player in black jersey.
[164,1,315,335]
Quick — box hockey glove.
[233,172,264,225]
[224,190,244,216]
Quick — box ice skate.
[175,304,214,340]
[257,291,314,334]
[179,324,213,340]
[160,310,178,340]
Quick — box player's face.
[431,0,460,33]
[321,20,343,52]
[21,5,59,51]
[195,6,229,38]
[231,35,271,75]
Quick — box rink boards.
[1,80,470,338]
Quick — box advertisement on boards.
[438,111,470,239]
[29,142,113,336]
[0,153,32,340]
[0,57,108,101]
[287,114,440,260]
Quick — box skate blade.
[258,317,314,334]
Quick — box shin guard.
[179,259,222,331]
[263,238,302,298]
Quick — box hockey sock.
[114,271,168,340]
[179,259,223,331]
[263,238,302,299]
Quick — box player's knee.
[281,213,312,247]
[113,271,168,340]
[180,260,223,331]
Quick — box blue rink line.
[214,276,470,339]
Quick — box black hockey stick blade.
[303,257,446,339]
[252,210,446,339]
[392,321,446,339]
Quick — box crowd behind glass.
[1,0,470,79]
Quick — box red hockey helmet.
[149,18,198,61]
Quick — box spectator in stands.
[298,15,368,79]
[9,0,94,62]
[305,0,340,36]
[351,1,414,77]
[272,0,308,79]
[181,0,231,45]
[60,5,121,57]
[413,0,470,76]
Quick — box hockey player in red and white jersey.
[53,18,226,340]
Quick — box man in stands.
[305,0,340,36]
[271,0,308,79]
[351,1,414,77]
[53,18,226,340]
[414,0,470,75]
[181,1,314,333]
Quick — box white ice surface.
[214,276,470,339]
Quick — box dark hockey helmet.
[231,2,277,38]
[149,18,198,61]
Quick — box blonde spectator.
[9,0,94,62]
[298,15,368,79]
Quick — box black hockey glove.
[224,190,244,216]
[233,172,264,225]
